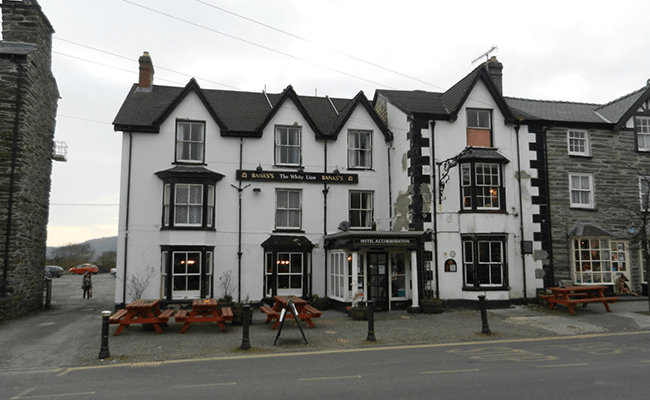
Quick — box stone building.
[0,0,59,321]
[510,84,650,295]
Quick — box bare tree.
[127,266,155,301]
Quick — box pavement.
[1,274,650,372]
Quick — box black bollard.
[367,300,376,341]
[478,295,491,334]
[240,304,251,350]
[98,310,112,359]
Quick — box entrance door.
[367,252,389,310]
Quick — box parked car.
[44,265,64,278]
[110,268,117,277]
[69,263,99,275]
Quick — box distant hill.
[47,236,117,260]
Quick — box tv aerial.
[472,45,498,64]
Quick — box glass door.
[367,252,388,310]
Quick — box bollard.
[240,304,251,350]
[43,278,52,309]
[98,310,112,359]
[367,300,376,341]
[478,295,491,334]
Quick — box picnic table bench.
[261,295,322,329]
[174,298,233,333]
[540,285,619,315]
[109,299,173,335]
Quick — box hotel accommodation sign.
[236,170,358,184]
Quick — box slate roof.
[113,80,391,141]
[375,61,650,130]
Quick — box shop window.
[462,235,507,288]
[175,121,205,163]
[390,253,406,298]
[572,238,623,284]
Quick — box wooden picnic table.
[260,295,322,329]
[540,285,619,315]
[109,299,174,335]
[174,298,233,333]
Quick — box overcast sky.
[27,0,650,246]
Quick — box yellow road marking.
[170,382,236,388]
[420,369,480,374]
[299,375,361,381]
[536,363,589,368]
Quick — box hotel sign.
[236,170,358,184]
[353,238,417,246]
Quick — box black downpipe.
[232,138,249,304]
[429,121,440,298]
[121,132,133,307]
[323,140,328,296]
[2,57,24,294]
[515,124,528,302]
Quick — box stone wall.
[545,126,649,289]
[0,0,58,321]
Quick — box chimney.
[485,56,503,95]
[138,51,154,91]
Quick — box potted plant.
[232,296,256,325]
[309,294,330,310]
[420,297,444,314]
[347,292,368,320]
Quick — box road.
[4,331,650,399]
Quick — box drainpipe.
[515,123,528,302]
[231,137,249,304]
[429,121,440,298]
[387,145,393,230]
[121,132,133,307]
[323,140,328,296]
[2,57,24,298]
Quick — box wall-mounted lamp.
[256,163,263,173]
[511,207,519,218]
[297,166,304,173]
[253,187,262,193]
[333,168,340,176]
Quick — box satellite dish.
[338,221,350,232]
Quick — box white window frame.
[176,121,205,163]
[571,238,623,285]
[349,191,374,229]
[275,189,302,229]
[569,173,594,209]
[567,130,590,156]
[275,126,301,166]
[172,251,202,299]
[636,116,650,152]
[174,184,204,226]
[328,252,347,300]
[348,130,372,169]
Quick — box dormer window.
[635,116,650,152]
[176,121,205,163]
[466,109,492,147]
[275,126,301,167]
